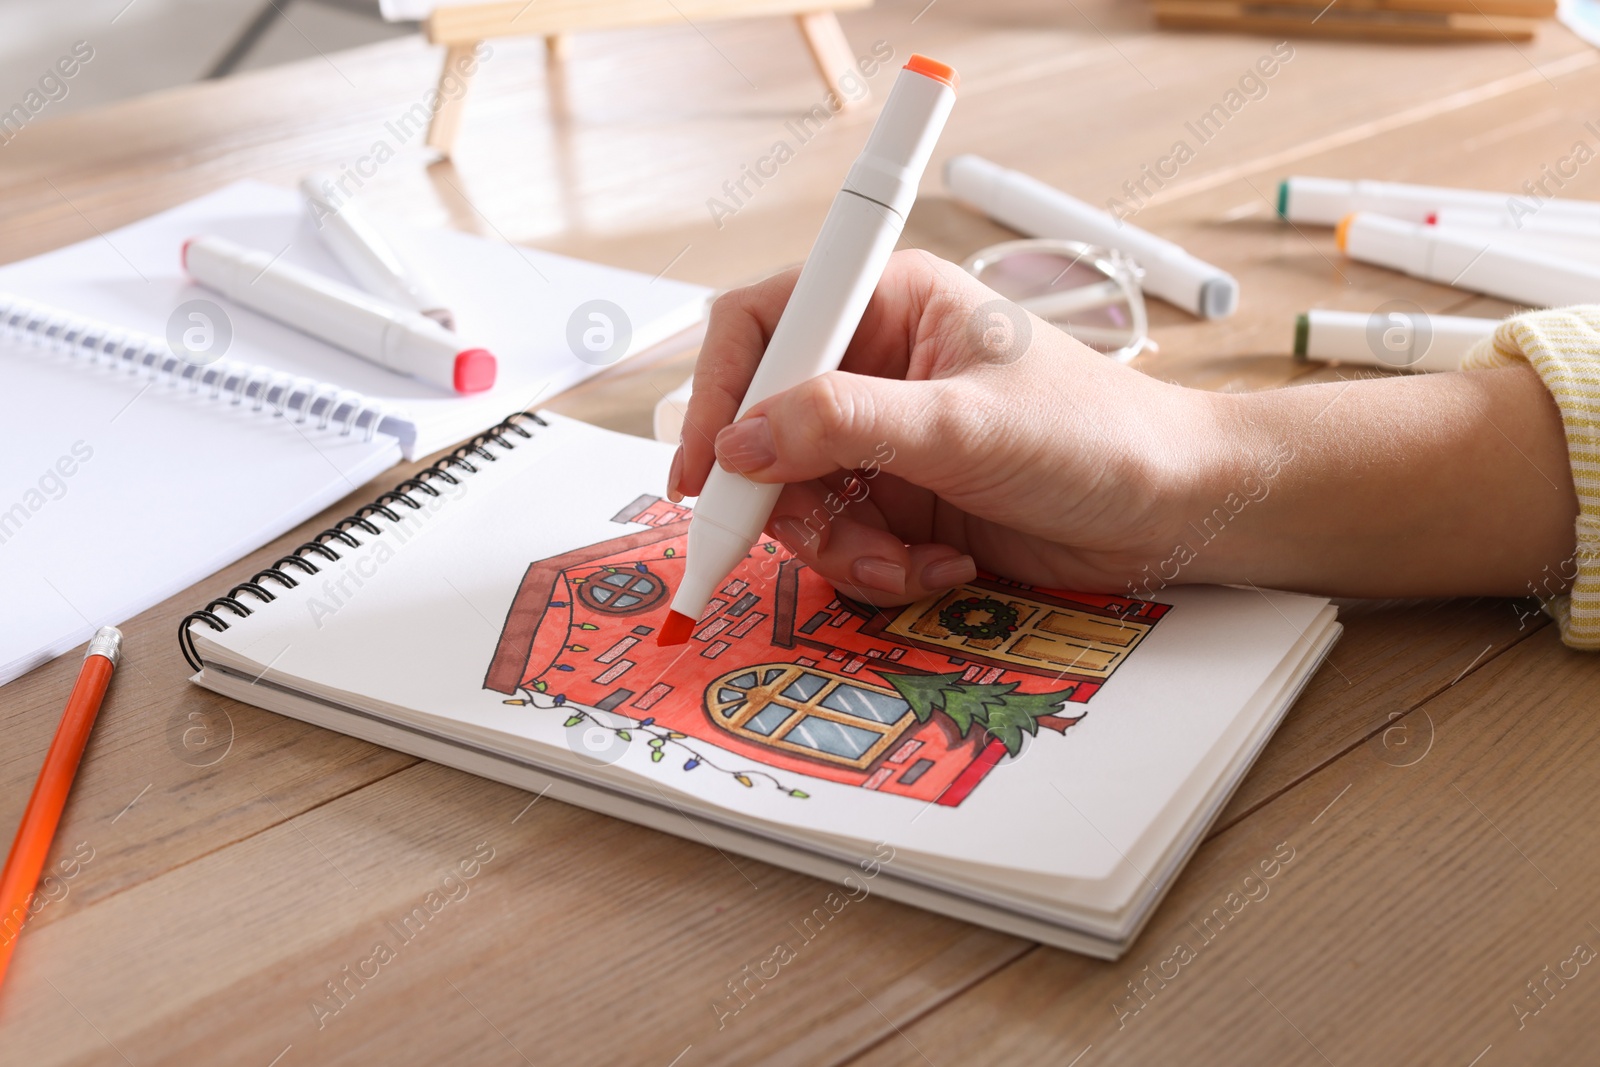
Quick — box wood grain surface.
[1,2,1597,1064]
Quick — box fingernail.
[920,554,977,589]
[853,556,906,594]
[771,516,812,552]
[715,416,776,473]
[666,446,684,503]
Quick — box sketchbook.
[0,185,705,686]
[180,412,1340,958]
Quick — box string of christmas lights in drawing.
[508,690,813,798]
[502,559,811,798]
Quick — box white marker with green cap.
[1293,308,1496,372]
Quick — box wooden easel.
[422,0,875,158]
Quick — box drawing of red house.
[484,495,1170,806]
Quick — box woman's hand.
[669,249,1215,606]
[671,248,1580,604]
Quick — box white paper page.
[204,414,1329,880]
[0,343,401,686]
[0,181,709,458]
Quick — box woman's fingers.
[765,481,977,607]
[671,250,974,501]
[714,369,981,491]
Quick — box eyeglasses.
[962,238,1150,364]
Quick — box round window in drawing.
[576,564,668,615]
[938,596,1019,641]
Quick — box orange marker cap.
[1335,213,1354,254]
[904,54,959,93]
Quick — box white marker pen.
[659,55,958,643]
[1337,212,1600,308]
[183,235,496,394]
[1293,307,1497,372]
[1428,205,1600,240]
[1424,207,1600,267]
[300,173,457,331]
[1280,176,1600,227]
[945,153,1239,319]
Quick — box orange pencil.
[0,626,120,986]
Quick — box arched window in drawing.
[706,665,915,769]
[576,564,668,615]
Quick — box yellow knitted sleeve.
[1462,307,1600,650]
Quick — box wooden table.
[4,2,1600,1062]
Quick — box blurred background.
[0,0,411,114]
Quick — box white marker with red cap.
[1424,206,1600,267]
[659,54,958,644]
[182,235,496,394]
[1279,176,1600,227]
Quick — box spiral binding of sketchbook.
[178,410,546,670]
[0,292,403,443]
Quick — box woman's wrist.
[1149,367,1577,598]
[1167,388,1299,588]
[1092,380,1260,592]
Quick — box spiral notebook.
[0,295,405,686]
[179,410,1341,958]
[0,181,708,687]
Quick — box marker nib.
[657,611,694,646]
